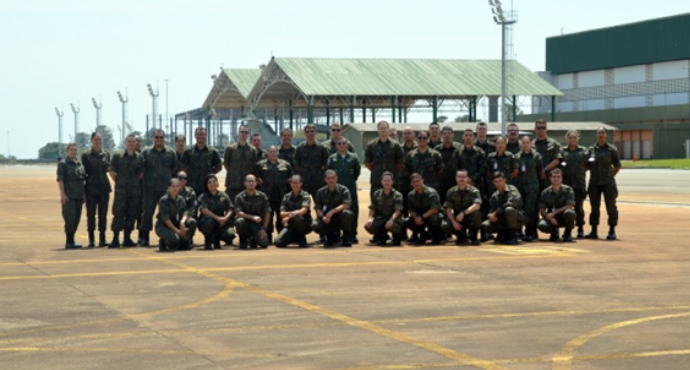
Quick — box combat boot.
[239,236,249,250]
[298,234,308,248]
[376,233,389,246]
[108,232,120,248]
[577,226,585,239]
[606,226,617,240]
[549,229,560,242]
[390,233,402,246]
[468,230,480,245]
[98,231,107,247]
[140,231,150,247]
[122,231,137,247]
[585,226,598,239]
[87,230,95,248]
[204,236,213,250]
[454,231,467,246]
[504,229,518,245]
[563,228,574,243]
[65,234,82,249]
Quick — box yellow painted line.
[576,348,690,361]
[0,346,276,358]
[551,311,690,370]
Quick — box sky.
[1,0,688,159]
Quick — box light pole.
[117,90,128,146]
[91,97,102,128]
[70,103,80,146]
[55,106,64,158]
[147,83,160,129]
[489,0,517,135]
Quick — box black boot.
[376,233,389,246]
[607,226,617,240]
[391,233,402,246]
[140,231,150,247]
[109,232,120,248]
[454,231,467,246]
[549,229,560,242]
[239,236,249,249]
[65,233,81,249]
[504,229,518,245]
[577,226,585,239]
[563,228,574,242]
[87,230,95,248]
[98,231,107,247]
[204,236,213,250]
[522,226,533,242]
[298,234,308,248]
[468,229,480,245]
[122,231,136,247]
[585,226,599,239]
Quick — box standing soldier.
[561,130,589,239]
[406,173,444,245]
[133,134,144,244]
[312,170,354,247]
[474,121,496,156]
[57,142,87,249]
[364,120,404,198]
[140,129,178,246]
[398,127,417,229]
[586,127,621,240]
[323,122,353,154]
[155,178,197,252]
[533,119,562,192]
[198,174,235,250]
[441,170,483,245]
[428,122,442,148]
[514,136,543,241]
[180,127,222,196]
[224,125,257,201]
[174,135,187,171]
[506,123,522,155]
[251,133,267,162]
[482,172,525,245]
[294,124,330,198]
[538,169,576,242]
[434,126,461,204]
[108,134,144,248]
[328,137,361,243]
[278,128,296,169]
[364,171,404,246]
[82,132,111,247]
[255,145,292,234]
[458,128,488,240]
[234,175,271,249]
[405,130,444,195]
[275,175,312,248]
[485,136,518,195]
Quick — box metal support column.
[289,100,294,130]
[350,96,355,123]
[371,107,376,122]
[362,98,366,122]
[512,95,517,122]
[339,107,344,125]
[391,96,396,123]
[551,95,556,122]
[307,96,314,124]
[432,96,438,122]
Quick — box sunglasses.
[535,127,546,130]
[331,129,341,132]
[337,142,348,145]
[240,131,249,134]
[418,137,428,140]
[178,176,187,180]
[154,136,164,139]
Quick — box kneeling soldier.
[482,171,525,245]
[441,170,482,245]
[155,178,197,251]
[364,171,404,246]
[198,174,235,250]
[235,175,271,249]
[275,175,312,248]
[312,170,354,247]
[538,168,576,242]
[406,173,444,245]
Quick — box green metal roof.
[271,58,562,97]
[223,68,261,98]
[202,68,261,109]
[546,13,690,74]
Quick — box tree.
[75,132,91,148]
[437,115,448,123]
[95,125,116,150]
[0,154,17,164]
[39,142,62,160]
[454,115,470,123]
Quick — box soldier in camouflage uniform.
[514,136,544,241]
[235,175,271,249]
[155,178,197,251]
[434,126,461,203]
[278,128,296,169]
[224,125,257,201]
[586,127,621,240]
[406,173,444,245]
[474,121,496,156]
[108,134,144,248]
[441,170,483,246]
[458,129,489,241]
[405,130,444,194]
[428,122,442,148]
[323,122,354,154]
[177,171,198,219]
[482,172,525,245]
[312,170,354,247]
[533,120,562,192]
[180,127,222,196]
[561,130,589,238]
[364,171,404,246]
[485,136,518,195]
[81,132,111,247]
[294,124,330,198]
[538,168,576,242]
[399,127,417,212]
[328,137,361,243]
[175,135,187,172]
[506,123,522,155]
[256,145,293,234]
[57,143,87,249]
[198,174,235,250]
[364,120,404,199]
[140,129,178,246]
[275,175,312,248]
[251,133,268,162]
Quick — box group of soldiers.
[57,119,621,251]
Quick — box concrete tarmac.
[1,165,689,370]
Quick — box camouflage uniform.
[255,158,292,232]
[141,146,178,234]
[180,145,222,196]
[486,151,518,194]
[434,142,462,203]
[311,184,354,242]
[441,185,483,240]
[482,184,525,236]
[234,190,271,248]
[278,145,296,169]
[365,188,405,238]
[274,190,313,247]
[458,145,487,192]
[406,186,444,241]
[294,141,330,198]
[255,148,268,162]
[561,146,589,229]
[57,157,86,235]
[81,148,111,236]
[506,140,521,155]
[406,147,444,194]
[327,152,361,239]
[538,184,576,234]
[323,139,354,155]
[534,137,562,190]
[475,139,496,156]
[179,186,198,219]
[223,142,257,201]
[514,150,543,237]
[198,190,235,246]
[364,138,404,198]
[155,192,197,249]
[399,143,418,216]
[110,151,144,233]
[587,142,621,228]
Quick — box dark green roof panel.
[546,13,690,74]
